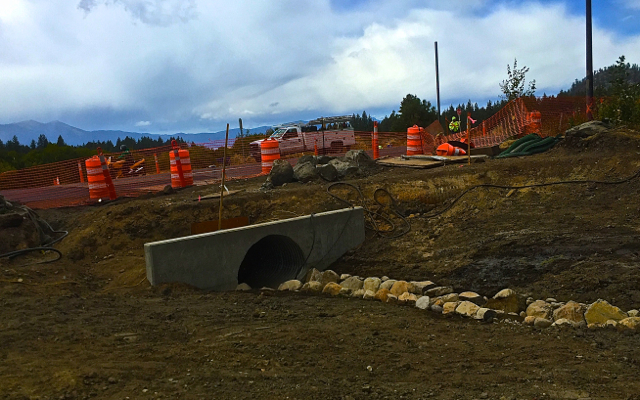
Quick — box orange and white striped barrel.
[169,144,193,189]
[407,125,424,156]
[436,143,466,156]
[260,139,280,174]
[85,156,110,200]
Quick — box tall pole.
[239,118,245,158]
[218,123,230,231]
[434,41,442,131]
[586,0,594,120]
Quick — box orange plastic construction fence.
[0,96,590,209]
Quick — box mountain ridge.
[0,120,270,146]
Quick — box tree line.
[0,134,186,173]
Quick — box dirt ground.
[2,127,640,399]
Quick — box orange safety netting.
[0,96,590,209]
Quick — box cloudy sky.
[1,0,639,134]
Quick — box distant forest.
[559,58,640,97]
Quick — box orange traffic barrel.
[170,145,194,188]
[407,125,424,156]
[260,139,280,173]
[85,156,110,199]
[436,143,466,156]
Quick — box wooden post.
[154,153,160,174]
[467,115,471,166]
[372,121,379,160]
[218,123,230,231]
[78,162,84,183]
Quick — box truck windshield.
[270,128,287,138]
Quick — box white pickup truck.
[250,116,357,161]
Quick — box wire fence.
[0,96,589,209]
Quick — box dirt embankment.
[2,127,640,399]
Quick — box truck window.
[283,129,298,139]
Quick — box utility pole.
[239,118,245,158]
[434,41,442,131]
[586,0,594,120]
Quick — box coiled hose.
[326,182,411,239]
[0,206,68,264]
[420,167,640,220]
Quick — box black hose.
[421,167,640,220]
[0,205,68,264]
[326,182,410,239]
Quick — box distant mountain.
[0,120,270,146]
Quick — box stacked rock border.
[240,269,640,333]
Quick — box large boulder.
[584,299,628,325]
[363,277,381,293]
[322,282,342,296]
[340,276,364,291]
[390,281,413,297]
[316,163,338,182]
[268,159,294,186]
[565,120,610,139]
[485,288,521,313]
[456,301,480,318]
[345,150,374,165]
[293,161,318,183]
[553,301,586,324]
[328,158,359,178]
[316,155,334,164]
[320,270,340,288]
[297,155,317,166]
[526,300,553,320]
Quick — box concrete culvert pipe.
[237,235,305,288]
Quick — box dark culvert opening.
[237,235,306,288]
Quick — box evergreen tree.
[56,135,66,146]
[37,134,49,149]
[30,139,37,150]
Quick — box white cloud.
[135,120,151,126]
[77,0,198,26]
[0,0,639,132]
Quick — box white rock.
[363,277,381,293]
[340,276,364,291]
[379,279,397,291]
[415,296,430,310]
[236,283,251,291]
[278,280,302,291]
[381,276,390,282]
[340,274,351,280]
[627,310,639,318]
